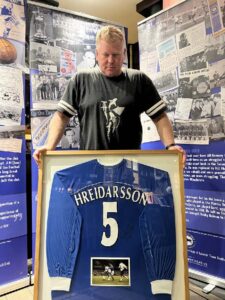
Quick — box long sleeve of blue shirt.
[46,173,82,291]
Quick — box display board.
[0,0,28,293]
[35,150,188,300]
[28,0,127,152]
[138,0,225,287]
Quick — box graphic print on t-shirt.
[101,98,125,139]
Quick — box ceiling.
[58,0,145,44]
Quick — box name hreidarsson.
[73,184,153,206]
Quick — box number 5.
[101,202,118,247]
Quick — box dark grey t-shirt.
[57,68,166,150]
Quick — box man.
[118,262,128,281]
[33,26,185,165]
[212,93,221,116]
[208,117,225,139]
[178,33,190,49]
[190,99,203,120]
[77,49,96,71]
[61,127,79,149]
[102,264,114,281]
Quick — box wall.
[58,0,144,44]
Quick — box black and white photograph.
[60,113,80,149]
[178,32,190,49]
[204,33,225,64]
[168,0,210,34]
[0,105,21,126]
[52,12,89,52]
[189,93,221,120]
[60,125,80,149]
[179,74,210,99]
[30,42,60,72]
[175,97,193,120]
[0,125,24,153]
[189,98,204,120]
[0,66,24,106]
[29,6,53,45]
[176,22,206,62]
[31,73,70,108]
[191,74,211,98]
[152,68,178,93]
[174,120,209,144]
[155,11,176,43]
[207,116,225,140]
[161,88,178,113]
[76,45,96,71]
[222,86,225,116]
[200,97,216,118]
[160,88,178,121]
[178,77,193,98]
[211,93,222,116]
[91,258,130,287]
[0,125,24,138]
[83,20,103,45]
[209,58,225,88]
[179,51,208,73]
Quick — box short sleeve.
[57,76,77,117]
[137,72,167,119]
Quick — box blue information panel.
[142,140,225,281]
[0,236,28,286]
[187,229,225,279]
[0,139,26,196]
[183,141,225,192]
[0,193,27,241]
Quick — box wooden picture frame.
[34,150,189,300]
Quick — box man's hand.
[167,145,186,168]
[33,146,49,166]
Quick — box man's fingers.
[168,145,186,168]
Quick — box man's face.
[96,39,125,77]
[84,51,95,68]
[66,130,76,144]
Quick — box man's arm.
[33,111,70,165]
[153,112,186,167]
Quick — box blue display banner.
[182,141,225,192]
[185,189,225,236]
[187,230,225,279]
[0,193,27,241]
[141,141,164,150]
[0,235,28,286]
[0,138,26,196]
[142,141,225,194]
[31,155,38,234]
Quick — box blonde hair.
[96,25,125,45]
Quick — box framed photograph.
[34,150,189,300]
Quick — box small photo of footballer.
[91,257,130,287]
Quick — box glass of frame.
[34,150,189,300]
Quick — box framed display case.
[34,150,189,300]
